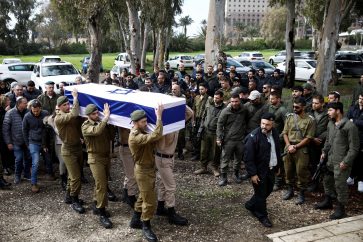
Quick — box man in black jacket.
[244,113,283,227]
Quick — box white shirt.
[266,132,277,168]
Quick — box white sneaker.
[358,181,363,193]
[346,177,354,185]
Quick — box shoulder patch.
[131,129,139,135]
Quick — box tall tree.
[284,0,296,88]
[126,0,141,74]
[0,0,13,53]
[260,7,287,48]
[179,15,193,36]
[205,0,226,68]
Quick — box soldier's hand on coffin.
[72,88,78,99]
[103,103,110,119]
[155,103,164,119]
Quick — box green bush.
[295,39,312,49]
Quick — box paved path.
[267,214,363,242]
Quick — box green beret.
[130,110,146,122]
[302,83,313,90]
[56,96,69,106]
[85,104,98,115]
[45,81,55,85]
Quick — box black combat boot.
[156,201,168,216]
[121,188,128,203]
[92,201,110,217]
[218,173,228,186]
[142,220,158,242]
[107,187,117,202]
[99,208,113,229]
[282,185,294,200]
[64,190,72,204]
[167,207,188,226]
[314,195,333,210]
[234,170,242,184]
[0,176,11,189]
[295,189,305,205]
[329,202,346,220]
[129,211,142,229]
[60,174,67,191]
[127,195,137,209]
[70,196,85,214]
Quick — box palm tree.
[179,15,193,36]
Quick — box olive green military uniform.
[37,93,61,114]
[54,98,83,197]
[322,118,360,205]
[282,113,316,189]
[244,101,268,134]
[268,103,287,135]
[192,94,211,157]
[129,119,163,221]
[220,87,232,104]
[82,117,115,209]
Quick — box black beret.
[261,112,275,121]
[292,86,304,92]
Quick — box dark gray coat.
[2,107,28,146]
[22,110,49,146]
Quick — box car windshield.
[306,60,316,68]
[181,56,192,60]
[294,52,302,57]
[41,65,78,77]
[252,53,263,57]
[253,62,274,69]
[227,58,244,67]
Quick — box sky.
[176,0,210,37]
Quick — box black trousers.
[245,169,275,219]
[350,150,363,181]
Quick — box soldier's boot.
[60,174,67,191]
[329,202,346,220]
[99,208,113,229]
[295,190,305,205]
[282,185,294,200]
[70,196,85,214]
[0,176,11,190]
[64,190,72,204]
[194,166,208,175]
[127,195,137,209]
[107,187,117,202]
[130,211,142,229]
[177,149,185,160]
[234,170,242,184]
[218,173,228,186]
[92,201,111,217]
[156,201,168,216]
[167,207,188,226]
[121,188,128,203]
[314,195,333,210]
[142,220,158,242]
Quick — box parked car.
[239,60,285,78]
[80,56,104,74]
[194,57,250,76]
[268,51,302,65]
[335,53,363,76]
[0,62,35,87]
[39,56,62,63]
[193,54,205,64]
[31,62,83,92]
[234,52,264,62]
[167,55,194,69]
[114,53,131,69]
[110,65,130,77]
[2,58,22,64]
[300,51,316,60]
[277,59,342,81]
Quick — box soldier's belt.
[155,152,174,159]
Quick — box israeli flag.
[64,83,186,134]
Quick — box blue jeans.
[29,144,41,185]
[13,144,31,178]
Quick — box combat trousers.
[61,144,83,196]
[220,140,244,174]
[55,142,66,175]
[323,161,352,205]
[176,128,186,156]
[284,148,310,189]
[200,131,221,169]
[350,149,363,181]
[119,145,138,196]
[155,155,176,208]
[88,154,110,209]
[245,169,275,219]
[134,164,157,221]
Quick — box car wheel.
[269,59,274,65]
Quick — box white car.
[39,55,62,63]
[234,52,264,62]
[277,59,342,81]
[110,65,130,77]
[2,58,22,64]
[269,51,302,65]
[0,62,35,86]
[167,55,194,69]
[31,62,83,92]
[114,53,131,69]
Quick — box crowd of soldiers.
[0,62,363,241]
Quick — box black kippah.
[261,112,275,121]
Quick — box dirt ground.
[0,150,362,242]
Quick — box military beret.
[85,104,98,115]
[302,83,313,90]
[45,81,55,85]
[56,96,69,106]
[130,110,146,122]
[292,86,303,92]
[261,112,275,121]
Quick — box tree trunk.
[87,13,102,83]
[158,28,166,69]
[154,31,160,68]
[314,0,354,96]
[141,22,149,69]
[205,0,226,68]
[164,26,171,62]
[126,0,141,74]
[284,0,295,89]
